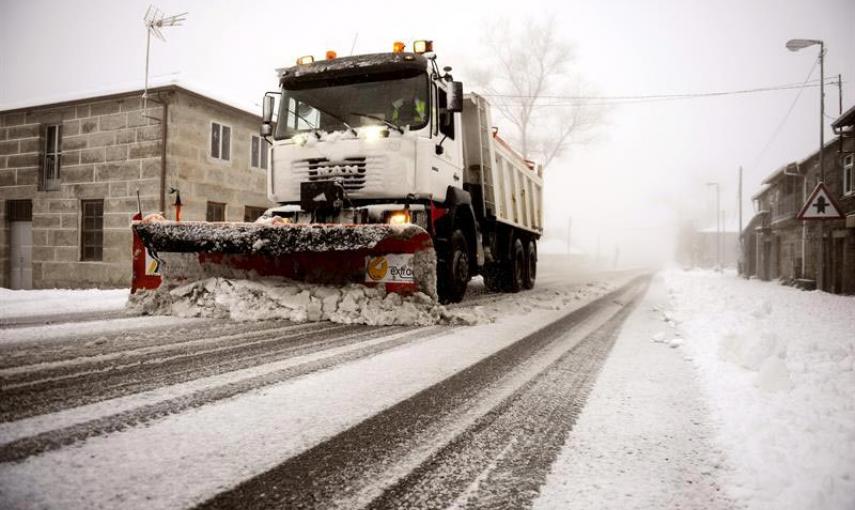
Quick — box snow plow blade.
[131,221,436,298]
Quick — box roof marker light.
[392,41,405,53]
[296,55,314,65]
[325,50,337,60]
[413,40,432,54]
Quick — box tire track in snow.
[1,321,326,384]
[0,325,447,463]
[371,288,643,509]
[194,275,649,510]
[0,321,363,422]
[0,318,292,369]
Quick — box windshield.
[274,74,429,139]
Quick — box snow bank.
[128,277,486,326]
[659,269,855,510]
[0,288,129,320]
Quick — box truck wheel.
[505,238,525,293]
[438,230,470,304]
[523,239,537,290]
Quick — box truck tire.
[438,229,470,304]
[524,239,537,290]
[505,237,525,293]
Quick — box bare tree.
[472,17,601,169]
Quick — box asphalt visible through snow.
[0,265,650,509]
[196,276,650,510]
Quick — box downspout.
[145,91,170,213]
[160,100,168,213]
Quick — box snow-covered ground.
[663,270,855,510]
[0,288,129,320]
[537,270,855,510]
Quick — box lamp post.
[786,38,825,290]
[707,182,721,271]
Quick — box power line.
[481,77,840,107]
[749,56,820,171]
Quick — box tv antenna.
[142,5,187,109]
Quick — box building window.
[42,124,62,191]
[244,206,267,222]
[7,200,33,222]
[250,135,268,170]
[81,200,104,261]
[210,122,231,161]
[844,154,854,195]
[206,201,226,222]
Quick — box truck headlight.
[361,125,389,141]
[387,210,411,225]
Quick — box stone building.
[1,83,273,289]
[741,104,855,294]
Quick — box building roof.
[761,162,800,184]
[832,103,855,129]
[751,184,770,200]
[0,77,261,118]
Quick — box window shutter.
[38,124,47,190]
[222,126,231,160]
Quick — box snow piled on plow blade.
[132,220,437,299]
[128,277,489,326]
[128,220,485,325]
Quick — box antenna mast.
[143,5,187,109]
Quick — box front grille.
[293,157,367,191]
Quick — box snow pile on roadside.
[657,269,855,510]
[128,277,488,326]
[0,288,129,320]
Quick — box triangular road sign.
[796,182,844,220]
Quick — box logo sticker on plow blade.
[365,254,415,283]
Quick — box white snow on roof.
[0,75,261,118]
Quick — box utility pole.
[738,166,743,274]
[818,42,826,290]
[566,217,572,255]
[707,182,721,270]
[838,74,843,115]
[786,38,827,290]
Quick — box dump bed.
[461,93,544,235]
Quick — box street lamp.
[706,182,721,271]
[786,37,826,289]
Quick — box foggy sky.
[2,0,853,267]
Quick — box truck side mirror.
[261,94,276,137]
[262,95,275,123]
[448,81,463,113]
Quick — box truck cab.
[265,49,464,217]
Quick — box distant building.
[1,83,273,289]
[741,104,855,294]
[675,224,739,269]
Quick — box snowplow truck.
[132,41,543,304]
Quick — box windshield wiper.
[349,112,405,134]
[306,104,358,136]
[288,109,321,139]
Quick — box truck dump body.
[462,93,544,236]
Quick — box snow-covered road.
[0,260,646,509]
[3,266,848,509]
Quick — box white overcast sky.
[2,0,853,266]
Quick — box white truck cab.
[260,42,543,303]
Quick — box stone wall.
[165,90,271,222]
[0,95,163,288]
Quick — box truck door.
[430,83,463,198]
